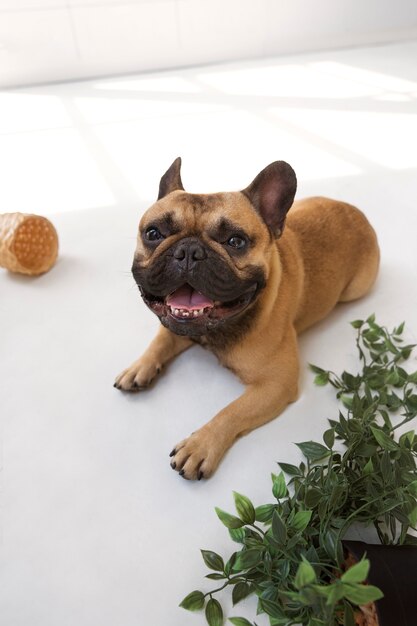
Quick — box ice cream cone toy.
[0,213,59,276]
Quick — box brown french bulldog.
[115,158,379,480]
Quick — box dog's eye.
[145,226,164,242]
[227,235,246,249]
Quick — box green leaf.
[409,506,417,527]
[321,529,343,564]
[355,442,377,457]
[341,558,370,584]
[205,598,223,626]
[329,484,347,510]
[343,583,383,605]
[399,430,415,448]
[407,480,417,497]
[298,586,320,606]
[234,548,263,570]
[232,582,253,605]
[314,372,329,386]
[224,553,237,577]
[229,618,254,626]
[271,511,287,544]
[408,371,417,384]
[394,321,405,335]
[201,550,225,572]
[406,394,417,411]
[233,492,256,525]
[341,394,353,409]
[258,598,285,618]
[278,462,302,476]
[344,602,356,626]
[294,558,316,589]
[229,527,246,543]
[296,441,331,461]
[255,504,275,523]
[368,375,386,390]
[206,573,226,580]
[380,450,392,482]
[179,590,205,611]
[341,372,359,390]
[321,582,346,606]
[271,472,287,499]
[370,426,398,451]
[386,369,400,385]
[350,319,364,329]
[305,488,322,508]
[272,559,290,580]
[323,428,335,449]
[363,458,374,475]
[291,510,313,532]
[215,508,244,529]
[309,363,326,374]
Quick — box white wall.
[1,0,417,88]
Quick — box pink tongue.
[166,284,214,310]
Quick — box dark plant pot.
[343,540,417,626]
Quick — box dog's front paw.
[114,357,162,391]
[169,429,223,480]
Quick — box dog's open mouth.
[142,282,258,327]
[166,284,215,319]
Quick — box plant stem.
[203,575,245,598]
[250,523,266,537]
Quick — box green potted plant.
[180,316,417,626]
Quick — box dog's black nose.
[173,240,207,269]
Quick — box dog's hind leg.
[339,236,380,303]
[339,210,380,302]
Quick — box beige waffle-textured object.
[0,213,59,276]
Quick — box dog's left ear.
[158,157,184,199]
[242,161,297,237]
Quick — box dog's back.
[280,197,380,333]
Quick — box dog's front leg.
[170,329,299,480]
[114,326,193,391]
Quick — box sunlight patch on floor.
[1,46,416,216]
[269,108,417,170]
[0,128,115,213]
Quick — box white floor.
[1,40,417,626]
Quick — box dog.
[115,158,379,480]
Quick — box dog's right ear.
[158,157,184,199]
[242,161,297,238]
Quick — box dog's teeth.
[171,306,206,319]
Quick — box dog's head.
[131,158,297,336]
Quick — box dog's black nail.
[179,469,185,476]
[196,460,204,480]
[171,462,176,470]
[169,448,176,457]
